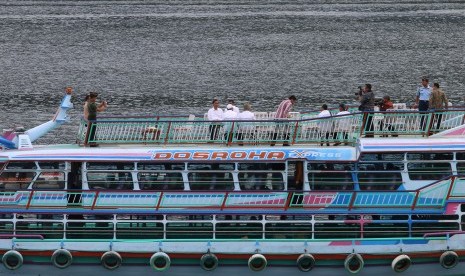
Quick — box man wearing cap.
[415,77,432,130]
[223,104,238,142]
[226,99,240,114]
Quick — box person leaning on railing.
[429,82,448,131]
[271,95,297,146]
[358,84,375,137]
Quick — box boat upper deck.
[76,108,465,147]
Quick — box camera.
[374,98,384,106]
[354,86,363,96]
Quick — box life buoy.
[344,253,364,274]
[51,249,73,269]
[391,254,411,273]
[296,253,315,272]
[248,254,267,272]
[200,253,218,271]
[2,250,23,270]
[101,251,122,270]
[150,252,170,271]
[439,251,459,269]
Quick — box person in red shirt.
[379,96,394,136]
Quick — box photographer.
[358,84,375,137]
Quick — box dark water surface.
[1,0,464,143]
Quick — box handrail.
[0,234,44,239]
[77,109,465,146]
[0,176,458,211]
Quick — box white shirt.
[223,110,238,120]
[207,108,224,121]
[417,85,432,101]
[318,110,332,133]
[336,110,351,131]
[237,110,256,120]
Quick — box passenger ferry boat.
[1,91,465,275]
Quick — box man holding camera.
[358,84,375,137]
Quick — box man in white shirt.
[237,102,256,145]
[317,104,333,146]
[207,99,223,141]
[223,104,237,142]
[334,104,351,145]
[226,99,240,114]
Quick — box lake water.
[1,0,464,143]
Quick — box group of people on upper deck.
[206,76,449,145]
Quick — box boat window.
[457,162,465,174]
[360,153,404,162]
[265,222,312,239]
[307,163,354,190]
[411,221,459,237]
[137,162,184,170]
[314,222,360,239]
[167,215,213,220]
[216,222,262,239]
[265,215,312,221]
[86,162,134,170]
[87,172,133,190]
[16,221,64,239]
[5,161,37,170]
[407,162,452,180]
[238,162,285,170]
[188,171,234,190]
[187,163,234,170]
[364,223,409,238]
[456,152,465,160]
[406,153,453,161]
[0,171,35,190]
[116,214,163,220]
[38,162,65,170]
[66,221,114,239]
[0,162,5,171]
[357,163,403,190]
[238,163,285,190]
[0,221,14,235]
[238,172,284,190]
[166,222,213,239]
[32,172,65,190]
[138,172,183,190]
[116,222,164,239]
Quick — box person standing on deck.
[226,99,240,114]
[86,92,107,147]
[271,95,297,146]
[379,96,394,136]
[415,77,432,131]
[334,103,351,145]
[207,99,224,141]
[358,84,375,137]
[317,104,333,146]
[429,82,448,131]
[83,94,90,122]
[223,104,238,142]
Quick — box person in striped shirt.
[271,95,297,146]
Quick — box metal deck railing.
[0,176,462,212]
[76,110,465,146]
